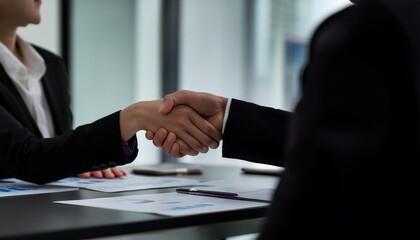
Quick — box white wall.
[133,0,162,165]
[179,0,262,167]
[177,0,351,167]
[71,0,162,166]
[71,0,135,129]
[18,0,163,166]
[19,0,351,168]
[180,0,246,99]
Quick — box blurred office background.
[19,0,350,239]
[19,0,350,167]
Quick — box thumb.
[159,91,189,114]
[158,95,175,114]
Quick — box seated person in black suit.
[0,0,221,183]
[148,0,420,238]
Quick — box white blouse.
[0,36,55,137]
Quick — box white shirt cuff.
[222,98,232,134]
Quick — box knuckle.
[190,142,202,151]
[202,137,214,146]
[203,124,214,133]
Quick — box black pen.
[176,188,238,197]
[176,187,272,203]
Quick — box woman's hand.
[77,167,127,178]
[120,99,222,156]
[145,90,228,157]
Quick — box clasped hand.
[79,93,224,178]
[146,90,228,157]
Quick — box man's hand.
[121,98,222,155]
[159,90,228,130]
[146,90,228,157]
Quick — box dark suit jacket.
[0,46,137,184]
[223,0,419,239]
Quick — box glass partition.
[68,0,351,166]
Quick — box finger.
[112,168,127,177]
[101,168,116,178]
[166,110,208,153]
[172,115,211,153]
[189,112,222,148]
[78,172,91,178]
[162,132,177,154]
[159,90,189,114]
[159,94,176,114]
[176,128,208,153]
[145,130,155,140]
[153,128,169,147]
[177,138,199,156]
[170,142,186,157]
[92,171,104,178]
[160,133,185,157]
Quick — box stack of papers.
[48,174,208,192]
[0,179,77,198]
[3,175,274,217]
[55,187,274,217]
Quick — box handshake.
[120,90,228,158]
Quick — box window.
[179,0,350,166]
[67,0,350,166]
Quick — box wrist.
[222,98,231,134]
[119,106,136,141]
[221,97,228,111]
[120,100,162,141]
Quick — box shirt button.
[92,166,99,171]
[99,164,108,170]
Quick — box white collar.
[0,36,46,84]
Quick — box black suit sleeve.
[259,1,418,239]
[37,46,73,134]
[0,46,138,184]
[0,108,137,184]
[222,99,291,166]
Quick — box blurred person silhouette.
[148,0,420,238]
[0,0,220,183]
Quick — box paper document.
[48,174,206,193]
[0,178,77,198]
[55,188,274,217]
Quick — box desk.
[0,163,279,240]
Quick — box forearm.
[121,99,222,153]
[222,99,291,166]
[0,111,137,184]
[120,100,162,141]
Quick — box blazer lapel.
[0,65,43,137]
[41,72,65,134]
[33,45,72,135]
